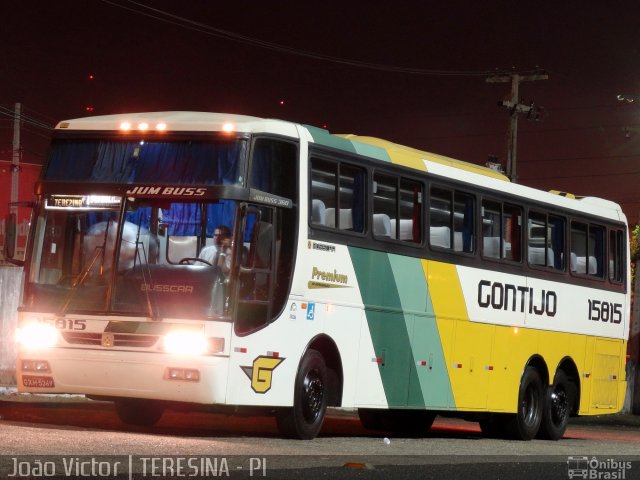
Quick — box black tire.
[504,366,544,440]
[537,370,571,440]
[114,399,165,426]
[276,349,328,439]
[358,409,435,436]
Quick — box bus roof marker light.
[138,122,149,131]
[155,122,167,131]
[120,121,132,131]
[222,122,235,133]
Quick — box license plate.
[22,375,55,388]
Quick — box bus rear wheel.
[505,366,544,440]
[276,349,328,439]
[537,370,571,440]
[114,399,165,426]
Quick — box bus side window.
[453,192,474,253]
[589,224,605,278]
[430,186,474,252]
[609,229,624,284]
[481,200,521,261]
[310,157,365,233]
[570,221,605,277]
[527,212,564,270]
[310,158,336,227]
[373,173,395,239]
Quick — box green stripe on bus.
[349,247,424,407]
[387,255,454,408]
[304,125,358,153]
[348,141,391,163]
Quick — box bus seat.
[311,199,326,225]
[531,247,555,267]
[483,236,501,258]
[325,208,353,229]
[453,232,463,251]
[573,254,598,274]
[570,252,578,272]
[167,236,198,263]
[390,219,414,240]
[430,226,451,248]
[373,213,391,237]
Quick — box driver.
[199,225,232,274]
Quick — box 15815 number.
[587,300,622,324]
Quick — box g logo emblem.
[241,356,285,393]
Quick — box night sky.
[3,1,640,222]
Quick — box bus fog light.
[21,360,51,373]
[165,368,200,382]
[164,331,207,355]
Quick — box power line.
[0,105,53,131]
[99,0,503,77]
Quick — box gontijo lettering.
[477,280,557,317]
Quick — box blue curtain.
[45,141,98,180]
[45,139,246,185]
[122,200,237,237]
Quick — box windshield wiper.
[131,220,159,321]
[59,219,112,314]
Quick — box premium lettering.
[311,267,348,284]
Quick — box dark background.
[2,1,640,222]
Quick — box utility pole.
[10,103,21,259]
[486,70,548,182]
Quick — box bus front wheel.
[276,349,328,440]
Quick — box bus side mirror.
[4,213,24,266]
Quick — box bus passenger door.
[232,204,285,335]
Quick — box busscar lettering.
[141,284,194,293]
[477,280,557,317]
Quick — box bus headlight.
[16,324,59,350]
[163,331,208,356]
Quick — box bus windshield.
[26,195,242,319]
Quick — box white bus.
[12,112,629,440]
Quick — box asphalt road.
[1,399,639,480]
